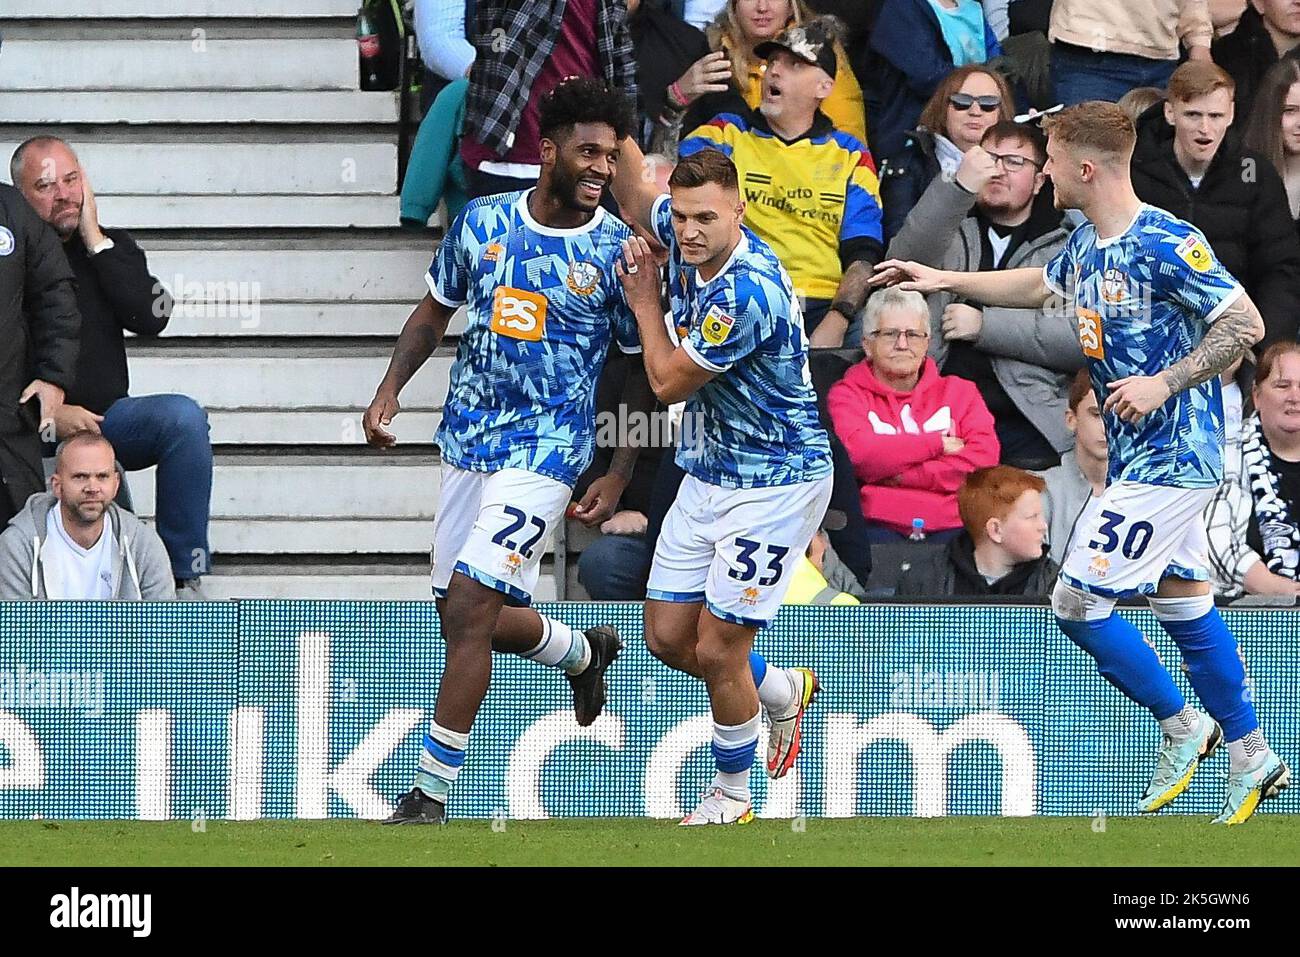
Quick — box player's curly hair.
[538,76,635,144]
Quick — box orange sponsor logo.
[1077,307,1104,360]
[491,287,547,342]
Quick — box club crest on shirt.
[1100,268,1129,304]
[1174,234,1212,272]
[701,304,735,345]
[483,242,504,263]
[566,260,599,295]
[0,226,13,257]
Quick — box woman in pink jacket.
[828,287,1000,542]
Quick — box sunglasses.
[949,93,1002,114]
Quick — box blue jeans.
[1051,43,1177,106]
[577,533,653,600]
[101,394,213,579]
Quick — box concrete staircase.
[0,1,538,600]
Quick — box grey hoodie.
[0,492,175,600]
[886,175,1083,454]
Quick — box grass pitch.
[2,816,1298,866]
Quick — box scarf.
[1241,413,1300,577]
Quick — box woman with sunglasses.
[879,65,1015,242]
[867,0,1003,163]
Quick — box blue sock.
[413,723,467,802]
[748,652,767,687]
[1056,612,1185,719]
[1152,603,1259,741]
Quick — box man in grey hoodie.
[886,119,1084,471]
[0,432,174,600]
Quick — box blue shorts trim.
[453,561,532,605]
[646,588,706,604]
[1058,571,1152,600]
[1163,562,1210,583]
[706,601,767,629]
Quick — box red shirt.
[462,0,599,168]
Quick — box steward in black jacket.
[0,184,79,523]
[1130,102,1300,345]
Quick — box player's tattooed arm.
[610,135,660,236]
[573,360,654,527]
[809,260,874,348]
[363,293,454,447]
[1161,293,1265,396]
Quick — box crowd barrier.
[0,601,1295,820]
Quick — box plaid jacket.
[465,0,638,158]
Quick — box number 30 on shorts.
[1087,509,1154,560]
[728,537,789,586]
[492,506,548,559]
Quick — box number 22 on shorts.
[492,287,547,342]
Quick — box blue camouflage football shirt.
[1043,205,1243,489]
[650,195,832,489]
[427,190,641,487]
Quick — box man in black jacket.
[0,183,79,527]
[1130,61,1300,345]
[1213,0,1300,118]
[11,137,213,595]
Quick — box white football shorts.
[647,473,833,627]
[431,464,571,604]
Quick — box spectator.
[1205,353,1267,597]
[401,78,472,227]
[1049,0,1213,106]
[878,66,1015,243]
[1212,0,1249,34]
[627,0,720,149]
[573,348,664,600]
[680,0,867,146]
[1116,86,1167,122]
[0,433,174,600]
[782,526,862,604]
[867,0,1003,160]
[827,288,1000,543]
[1036,368,1107,566]
[1233,342,1300,593]
[414,0,477,112]
[11,137,214,596]
[887,120,1082,470]
[1214,0,1300,119]
[1130,61,1300,345]
[1244,55,1300,235]
[0,179,78,529]
[679,18,884,344]
[895,465,1056,596]
[460,0,638,197]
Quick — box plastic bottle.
[909,518,926,541]
[357,5,383,91]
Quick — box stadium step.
[5,90,401,125]
[11,0,358,16]
[202,561,562,601]
[0,38,360,92]
[0,138,398,195]
[142,236,438,338]
[206,410,441,445]
[95,194,401,230]
[126,348,453,409]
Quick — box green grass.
[1,816,1297,866]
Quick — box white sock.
[710,713,761,800]
[1227,729,1269,773]
[520,616,591,675]
[1159,705,1200,744]
[757,666,800,719]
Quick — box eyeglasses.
[984,150,1042,172]
[949,93,1002,114]
[868,328,930,344]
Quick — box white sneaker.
[767,667,819,780]
[678,787,754,826]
